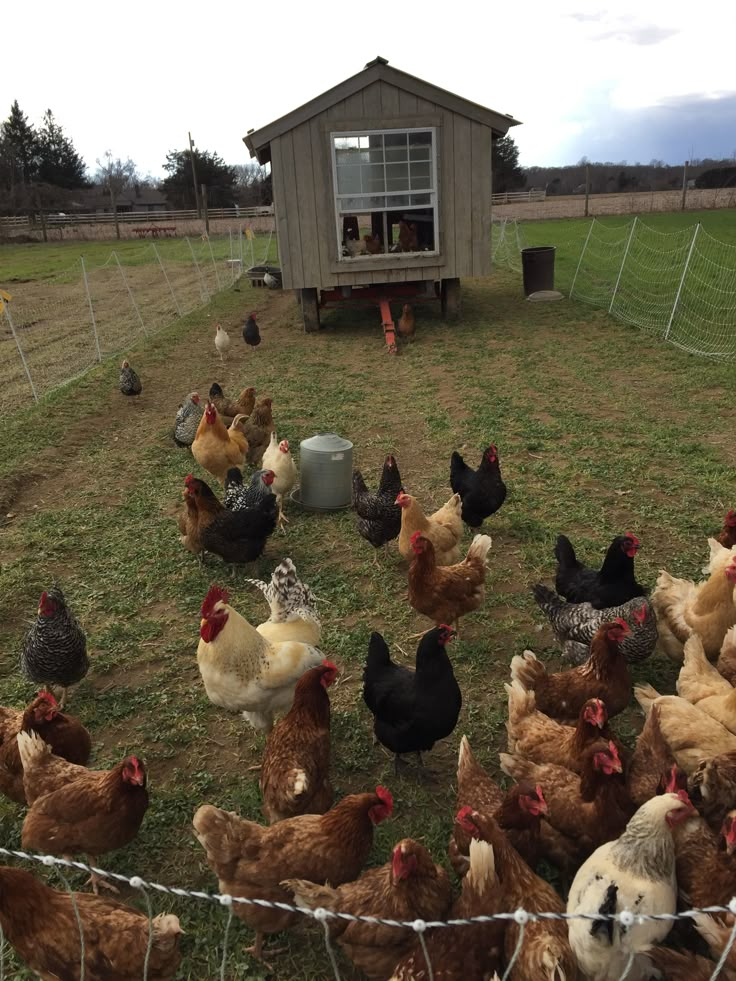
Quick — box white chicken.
[261,433,298,531]
[197,584,323,732]
[567,791,696,981]
[214,323,231,363]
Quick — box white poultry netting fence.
[0,229,276,403]
[492,216,736,362]
[1,848,736,980]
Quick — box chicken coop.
[244,57,520,336]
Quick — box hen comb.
[455,805,479,833]
[726,510,736,526]
[614,617,630,633]
[375,786,394,814]
[676,788,693,807]
[36,690,58,705]
[410,531,422,544]
[535,784,547,808]
[201,585,230,619]
[624,532,640,546]
[608,740,621,763]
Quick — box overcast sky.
[4,0,735,178]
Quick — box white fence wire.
[0,229,276,403]
[1,847,736,980]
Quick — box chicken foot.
[86,856,119,895]
[394,752,437,783]
[245,931,286,970]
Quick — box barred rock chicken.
[505,682,616,773]
[0,866,182,981]
[458,808,576,981]
[652,542,736,662]
[718,509,736,549]
[261,433,298,529]
[208,382,256,421]
[191,400,248,483]
[173,392,203,447]
[178,475,277,563]
[18,730,148,893]
[555,532,647,609]
[20,588,88,709]
[677,632,736,732]
[450,735,548,873]
[352,454,404,562]
[510,618,632,721]
[244,557,321,648]
[193,786,393,962]
[567,792,696,981]
[450,444,507,529]
[407,532,492,632]
[197,584,323,731]
[532,586,657,664]
[223,467,274,511]
[118,359,141,396]
[362,627,461,777]
[392,827,505,981]
[260,660,336,823]
[0,692,91,804]
[396,491,463,566]
[214,322,230,362]
[242,312,261,347]
[283,839,451,979]
[243,397,275,467]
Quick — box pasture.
[0,215,735,978]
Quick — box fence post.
[2,295,38,402]
[113,251,147,335]
[608,216,638,314]
[206,236,222,291]
[81,257,102,361]
[665,223,700,340]
[187,236,210,304]
[569,219,595,299]
[152,243,182,317]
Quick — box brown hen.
[407,532,492,631]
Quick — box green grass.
[0,217,734,977]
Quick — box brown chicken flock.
[4,320,736,980]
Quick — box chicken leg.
[245,931,286,970]
[86,855,119,894]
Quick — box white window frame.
[330,127,440,261]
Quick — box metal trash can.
[521,246,556,296]
[299,433,353,510]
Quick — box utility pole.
[584,163,591,218]
[189,131,202,218]
[681,160,689,211]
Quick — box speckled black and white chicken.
[244,558,321,647]
[19,589,89,708]
[223,467,275,511]
[532,585,658,665]
[173,392,204,447]
[352,454,404,563]
[119,360,142,396]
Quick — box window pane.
[384,133,407,148]
[361,164,385,193]
[336,165,362,194]
[410,162,431,189]
[410,193,431,205]
[338,195,386,211]
[409,146,430,161]
[385,146,408,164]
[409,131,432,146]
[386,163,409,192]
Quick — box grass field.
[0,216,735,978]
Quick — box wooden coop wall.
[269,79,493,291]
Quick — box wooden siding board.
[470,121,492,276]
[452,115,473,277]
[379,81,400,115]
[397,90,418,113]
[269,137,294,288]
[361,81,382,115]
[341,92,364,116]
[278,131,305,288]
[309,116,336,287]
[439,111,455,278]
[292,122,320,286]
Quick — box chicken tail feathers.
[244,558,317,623]
[498,752,532,783]
[281,878,339,911]
[457,734,485,789]
[16,729,51,773]
[365,631,392,672]
[532,583,563,618]
[693,912,735,959]
[352,469,369,503]
[193,805,252,865]
[554,534,578,569]
[509,650,546,691]
[505,679,537,731]
[465,534,493,566]
[634,683,661,716]
[449,451,468,490]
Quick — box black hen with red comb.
[554,533,647,610]
[450,444,507,529]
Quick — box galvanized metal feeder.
[291,432,354,512]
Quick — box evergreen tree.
[0,100,40,187]
[37,110,87,188]
[492,135,525,193]
[162,148,237,208]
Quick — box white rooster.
[214,323,230,363]
[567,791,695,981]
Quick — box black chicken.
[554,533,647,610]
[362,626,461,779]
[352,454,404,563]
[223,467,274,511]
[450,444,507,529]
[20,589,89,709]
[188,477,277,563]
[242,313,261,347]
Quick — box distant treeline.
[524,159,736,195]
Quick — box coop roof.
[244,57,521,165]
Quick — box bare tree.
[94,151,138,239]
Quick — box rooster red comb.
[624,532,640,546]
[201,585,230,619]
[376,786,394,812]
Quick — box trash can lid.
[301,432,354,452]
